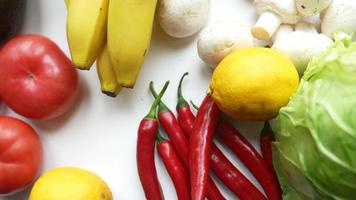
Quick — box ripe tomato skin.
[0,34,79,119]
[0,116,43,195]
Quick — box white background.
[0,0,268,199]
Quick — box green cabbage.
[273,32,356,200]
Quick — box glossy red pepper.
[210,146,266,200]
[157,132,190,200]
[137,81,169,200]
[189,96,220,200]
[216,120,282,200]
[149,81,189,164]
[150,82,225,200]
[260,121,276,172]
[176,73,195,137]
[177,78,266,200]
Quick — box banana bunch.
[65,0,157,96]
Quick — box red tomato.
[0,35,79,119]
[0,116,43,195]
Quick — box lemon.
[29,167,113,200]
[210,47,299,121]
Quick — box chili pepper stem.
[156,130,167,143]
[190,100,199,111]
[262,121,274,137]
[145,81,169,120]
[177,72,189,109]
[149,81,170,113]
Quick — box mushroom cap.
[158,0,210,38]
[254,0,301,24]
[272,31,333,74]
[296,0,332,16]
[321,0,356,38]
[197,21,254,67]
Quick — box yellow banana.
[107,0,157,88]
[67,0,108,70]
[97,45,122,97]
[64,0,70,8]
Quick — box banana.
[107,0,157,88]
[67,0,108,70]
[97,44,122,97]
[64,0,70,8]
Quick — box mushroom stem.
[272,24,293,43]
[295,22,317,34]
[252,11,282,41]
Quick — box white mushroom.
[272,22,333,74]
[252,0,301,41]
[295,0,332,16]
[294,21,318,34]
[271,24,294,42]
[197,20,254,68]
[321,0,356,38]
[158,0,210,38]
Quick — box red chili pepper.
[177,76,266,200]
[150,82,226,200]
[210,147,266,200]
[137,81,169,200]
[216,120,282,200]
[149,81,189,165]
[189,96,220,200]
[260,121,276,172]
[176,73,195,137]
[157,132,190,200]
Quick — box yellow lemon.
[29,167,113,200]
[210,47,299,121]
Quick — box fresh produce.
[0,116,42,196]
[260,121,275,172]
[176,73,196,135]
[150,82,226,200]
[0,35,79,119]
[158,0,210,38]
[271,24,293,42]
[29,167,112,200]
[189,96,219,200]
[272,22,333,74]
[66,0,108,70]
[209,47,299,121]
[273,33,356,200]
[136,81,169,200]
[295,0,332,16]
[197,20,254,68]
[216,119,281,200]
[321,0,356,38]
[251,0,301,40]
[0,0,26,45]
[97,44,122,97]
[149,82,189,166]
[180,75,266,200]
[108,0,157,88]
[156,132,190,200]
[211,147,267,200]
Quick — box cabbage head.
[273,33,356,200]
